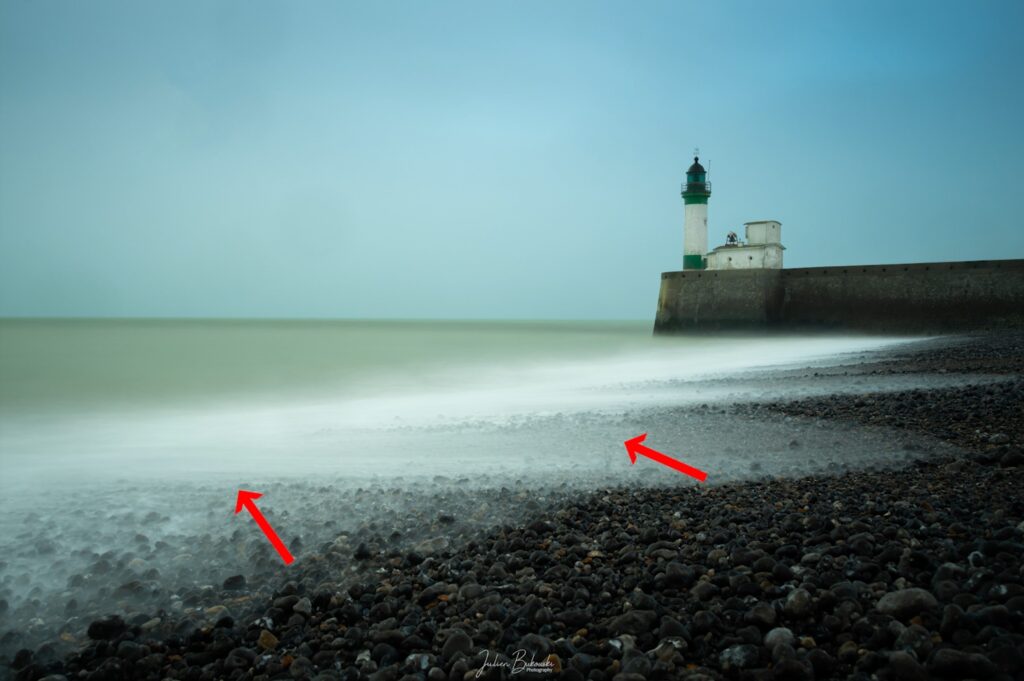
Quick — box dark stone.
[783,588,813,618]
[690,581,718,602]
[11,649,31,670]
[806,648,835,677]
[371,643,399,666]
[441,630,472,659]
[608,610,657,637]
[87,616,127,640]
[692,610,718,634]
[518,633,552,661]
[659,616,688,639]
[664,562,696,587]
[928,649,997,678]
[417,582,451,605]
[555,609,591,629]
[888,650,927,681]
[763,627,793,650]
[772,658,812,680]
[772,563,794,582]
[273,594,300,611]
[115,640,145,661]
[999,447,1024,467]
[222,574,246,590]
[747,602,776,628]
[876,588,938,620]
[719,644,760,671]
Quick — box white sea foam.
[0,321,981,656]
[0,323,963,494]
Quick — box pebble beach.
[4,332,1023,681]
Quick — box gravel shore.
[6,333,1023,681]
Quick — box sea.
[0,318,936,494]
[0,319,978,654]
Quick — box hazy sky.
[2,1,1022,319]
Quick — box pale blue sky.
[1,0,1022,319]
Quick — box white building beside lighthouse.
[706,220,785,270]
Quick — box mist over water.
[0,319,952,488]
[0,320,979,656]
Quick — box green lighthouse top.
[681,155,711,204]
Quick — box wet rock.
[417,582,451,606]
[115,640,145,661]
[719,643,760,671]
[371,642,399,665]
[441,630,472,659]
[293,596,313,616]
[609,610,657,637]
[222,574,246,590]
[806,648,835,677]
[690,581,717,602]
[928,648,997,678]
[458,583,484,601]
[837,640,859,664]
[658,616,687,638]
[519,633,552,661]
[1000,447,1024,467]
[895,623,933,659]
[415,537,449,555]
[11,649,32,670]
[773,658,813,680]
[747,602,776,628]
[876,588,939,620]
[888,650,927,681]
[691,609,718,634]
[86,615,126,640]
[258,629,279,651]
[763,627,794,651]
[783,588,813,618]
[290,655,314,678]
[664,561,696,587]
[225,647,257,670]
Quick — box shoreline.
[5,332,1023,680]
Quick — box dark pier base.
[654,259,1024,334]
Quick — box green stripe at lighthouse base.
[683,254,706,270]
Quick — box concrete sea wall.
[654,259,1024,333]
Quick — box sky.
[1,0,1022,320]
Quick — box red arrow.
[235,490,295,565]
[624,433,708,482]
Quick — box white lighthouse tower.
[681,155,711,269]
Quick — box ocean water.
[0,319,981,653]
[1,318,935,493]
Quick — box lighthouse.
[681,156,711,270]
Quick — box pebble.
[784,587,813,618]
[440,630,472,659]
[719,643,760,670]
[876,588,939,620]
[85,615,126,640]
[928,648,998,678]
[257,629,279,651]
[763,627,794,650]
